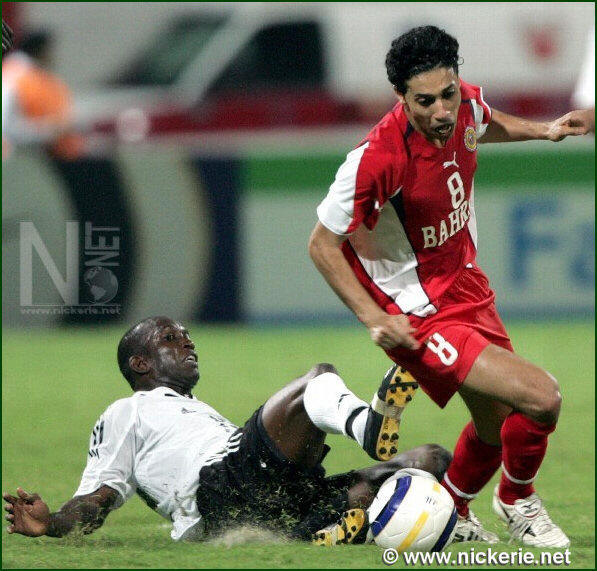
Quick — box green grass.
[2,321,594,568]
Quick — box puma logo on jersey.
[442,152,459,169]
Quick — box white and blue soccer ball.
[367,468,457,552]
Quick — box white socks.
[303,372,369,446]
[349,406,369,448]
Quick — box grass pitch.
[2,321,594,568]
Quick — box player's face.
[149,319,199,391]
[399,66,461,147]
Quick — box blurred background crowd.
[2,2,594,328]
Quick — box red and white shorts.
[386,265,513,408]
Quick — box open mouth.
[434,124,453,136]
[184,353,198,364]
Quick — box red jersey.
[317,80,491,317]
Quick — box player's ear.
[129,355,150,375]
[395,88,406,105]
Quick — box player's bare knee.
[289,367,338,417]
[263,376,313,423]
[292,365,337,401]
[285,381,310,416]
[310,363,338,377]
[526,373,562,425]
[535,391,561,425]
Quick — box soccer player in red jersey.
[309,26,591,548]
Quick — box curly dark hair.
[386,26,460,94]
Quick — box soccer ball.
[367,468,457,552]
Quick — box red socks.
[498,412,556,504]
[442,421,502,516]
[442,414,556,513]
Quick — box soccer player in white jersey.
[309,26,592,547]
[4,316,447,544]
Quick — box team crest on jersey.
[464,126,477,152]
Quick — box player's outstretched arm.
[309,222,419,350]
[4,485,118,537]
[481,108,592,143]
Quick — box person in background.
[2,29,83,160]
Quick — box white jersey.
[74,386,238,541]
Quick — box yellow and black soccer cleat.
[362,365,419,461]
[312,509,369,546]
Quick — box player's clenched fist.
[546,110,592,141]
[367,313,420,351]
[3,487,50,537]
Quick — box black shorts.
[196,407,354,540]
